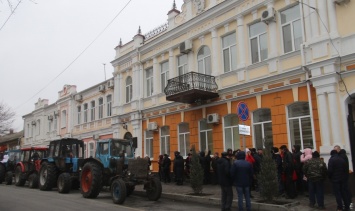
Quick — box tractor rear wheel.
[39,162,57,191]
[28,173,39,188]
[5,171,12,185]
[58,173,72,194]
[111,178,126,204]
[14,166,26,186]
[146,178,162,201]
[80,162,102,198]
[0,164,5,183]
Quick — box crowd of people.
[156,145,353,211]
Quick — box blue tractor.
[0,149,21,185]
[38,138,84,193]
[80,138,162,204]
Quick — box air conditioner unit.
[334,0,350,4]
[93,134,99,140]
[207,113,220,124]
[48,115,53,121]
[31,120,36,125]
[98,85,105,92]
[179,40,192,54]
[261,8,275,24]
[107,80,114,88]
[148,122,158,131]
[75,94,82,101]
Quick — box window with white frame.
[160,126,170,155]
[178,122,190,157]
[161,61,169,92]
[253,108,273,149]
[197,46,212,75]
[37,120,40,135]
[223,114,240,151]
[89,142,95,157]
[83,103,88,123]
[288,102,313,149]
[90,101,95,121]
[249,22,268,64]
[281,4,302,53]
[125,76,132,103]
[106,95,112,117]
[77,106,81,124]
[145,131,153,158]
[146,68,153,97]
[48,120,51,132]
[199,119,213,153]
[222,32,237,72]
[178,54,188,76]
[98,98,103,119]
[61,110,66,128]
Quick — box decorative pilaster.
[328,90,341,142]
[317,0,329,37]
[211,28,218,76]
[266,1,277,58]
[169,49,175,78]
[317,93,331,146]
[309,0,319,40]
[153,57,159,95]
[237,15,246,69]
[327,0,338,37]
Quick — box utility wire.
[0,0,22,32]
[15,0,133,110]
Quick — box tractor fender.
[81,158,104,170]
[16,162,25,172]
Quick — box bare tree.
[0,102,16,135]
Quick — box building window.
[84,143,87,158]
[249,22,268,64]
[178,54,188,76]
[145,131,153,158]
[48,120,52,132]
[90,101,95,121]
[223,114,240,151]
[160,126,170,155]
[199,119,213,153]
[83,103,88,123]
[89,142,95,158]
[161,61,169,92]
[77,106,81,124]
[106,95,112,117]
[253,109,273,149]
[146,68,153,97]
[125,76,132,103]
[178,123,190,157]
[287,102,313,149]
[37,120,40,135]
[98,98,103,119]
[197,46,211,75]
[222,32,237,72]
[61,110,66,128]
[281,4,302,53]
[53,116,57,131]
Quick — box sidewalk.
[136,181,341,211]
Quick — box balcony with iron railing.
[164,72,219,104]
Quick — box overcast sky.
[0,0,184,132]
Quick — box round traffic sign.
[237,102,249,121]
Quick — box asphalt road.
[0,184,220,211]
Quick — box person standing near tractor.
[163,154,171,183]
[173,151,184,185]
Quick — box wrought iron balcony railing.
[164,72,219,104]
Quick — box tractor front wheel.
[146,178,162,201]
[39,162,57,191]
[57,173,72,194]
[28,173,39,188]
[5,171,12,185]
[80,162,102,198]
[0,164,5,183]
[111,178,126,204]
[14,166,26,186]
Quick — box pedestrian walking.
[163,154,171,183]
[217,152,233,211]
[231,151,253,211]
[302,151,327,210]
[173,151,184,185]
[328,149,350,211]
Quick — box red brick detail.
[254,87,263,92]
[237,90,249,96]
[268,82,284,89]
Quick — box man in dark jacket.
[231,151,253,211]
[272,147,284,196]
[173,151,184,185]
[292,145,303,195]
[280,145,296,199]
[217,152,233,211]
[328,149,350,211]
[335,145,353,208]
[303,151,327,209]
[163,154,171,183]
[211,152,220,185]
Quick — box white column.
[309,0,319,40]
[169,48,175,78]
[317,0,329,37]
[132,65,139,100]
[303,0,312,43]
[328,90,341,142]
[211,28,219,76]
[327,0,338,37]
[317,93,331,146]
[114,73,122,106]
[237,15,246,68]
[152,57,159,95]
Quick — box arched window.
[253,108,273,149]
[126,76,132,103]
[223,114,240,151]
[197,46,211,75]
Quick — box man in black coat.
[217,152,233,211]
[280,145,296,199]
[292,145,303,195]
[173,151,184,185]
[163,154,171,183]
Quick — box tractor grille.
[128,158,148,179]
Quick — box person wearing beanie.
[303,151,327,209]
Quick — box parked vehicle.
[14,147,48,188]
[80,138,162,204]
[38,138,84,193]
[0,149,21,185]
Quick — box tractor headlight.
[127,171,131,176]
[148,171,152,175]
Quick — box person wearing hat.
[173,151,184,185]
[302,151,327,210]
[217,152,233,211]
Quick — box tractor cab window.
[9,151,20,162]
[62,144,73,157]
[54,144,60,157]
[123,144,133,157]
[49,144,56,157]
[72,144,78,158]
[23,151,30,161]
[111,141,123,157]
[99,143,109,155]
